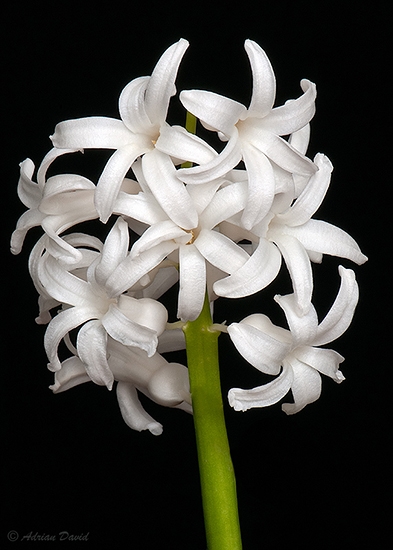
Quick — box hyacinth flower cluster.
[12,38,367,548]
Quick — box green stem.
[183,294,242,550]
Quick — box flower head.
[227,266,359,414]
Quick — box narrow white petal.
[177,244,206,321]
[96,141,151,223]
[105,241,179,296]
[156,124,217,165]
[51,117,133,149]
[176,132,242,184]
[272,233,313,314]
[180,90,246,137]
[44,306,98,371]
[246,125,317,176]
[228,320,290,374]
[116,295,168,336]
[245,40,276,118]
[116,381,163,435]
[144,38,189,125]
[50,356,91,393]
[287,219,368,264]
[295,346,345,382]
[17,159,41,208]
[262,79,317,135]
[276,153,333,226]
[37,147,82,188]
[213,238,282,298]
[199,180,248,230]
[38,253,98,307]
[313,266,359,346]
[10,208,45,255]
[119,76,156,134]
[194,228,249,274]
[281,358,321,414]
[241,143,275,229]
[288,123,310,155]
[77,320,114,389]
[228,363,293,412]
[274,293,318,345]
[95,217,130,286]
[130,220,188,258]
[101,303,158,357]
[142,149,198,229]
[114,191,167,225]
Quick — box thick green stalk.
[183,294,242,550]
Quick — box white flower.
[227,266,359,414]
[50,336,191,435]
[177,39,318,229]
[213,153,367,314]
[37,217,169,389]
[50,39,200,227]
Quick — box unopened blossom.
[177,39,318,229]
[50,39,200,228]
[36,217,169,389]
[227,266,359,414]
[50,337,191,435]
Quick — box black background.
[3,2,390,548]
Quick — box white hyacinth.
[12,38,367,433]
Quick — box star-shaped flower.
[36,217,169,389]
[177,39,318,229]
[50,39,200,228]
[227,266,359,414]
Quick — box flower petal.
[176,131,242,184]
[77,320,114,389]
[287,219,368,264]
[116,295,168,336]
[50,356,91,393]
[213,238,282,298]
[276,153,333,226]
[156,124,217,166]
[177,244,206,321]
[241,142,275,229]
[313,266,359,346]
[51,117,133,149]
[44,306,98,371]
[194,228,249,274]
[272,233,313,314]
[101,303,159,357]
[16,158,41,208]
[199,180,248,229]
[281,358,321,414]
[118,76,156,134]
[274,293,318,345]
[142,149,198,229]
[228,316,290,374]
[180,90,246,137]
[228,363,294,412]
[96,140,151,223]
[130,220,188,258]
[116,381,163,435]
[94,217,130,286]
[10,208,45,255]
[245,39,276,118]
[295,346,345,382]
[144,38,189,125]
[105,241,179,297]
[262,79,317,135]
